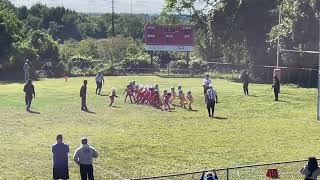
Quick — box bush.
[169,60,189,74]
[189,58,208,74]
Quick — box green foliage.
[0,1,22,65]
[30,30,59,62]
[189,58,208,74]
[269,0,320,67]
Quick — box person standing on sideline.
[80,80,88,111]
[272,75,280,101]
[52,134,69,180]
[300,157,320,180]
[95,72,104,95]
[240,70,249,96]
[23,79,35,111]
[23,59,31,83]
[206,84,217,118]
[74,138,99,180]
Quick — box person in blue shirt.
[200,169,219,180]
[52,134,70,180]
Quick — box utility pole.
[318,17,320,120]
[111,0,115,37]
[131,0,133,15]
[276,6,281,69]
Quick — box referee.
[95,72,104,95]
[206,84,217,118]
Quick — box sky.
[9,0,166,14]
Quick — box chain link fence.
[131,160,308,180]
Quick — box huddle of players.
[110,81,194,111]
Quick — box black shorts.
[53,167,69,179]
[96,82,102,88]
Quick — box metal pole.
[318,18,320,120]
[226,168,229,180]
[276,6,281,69]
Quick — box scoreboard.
[144,24,194,52]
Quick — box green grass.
[0,76,319,179]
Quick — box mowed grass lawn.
[1,76,320,179]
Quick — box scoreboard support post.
[150,51,154,67]
[186,52,190,67]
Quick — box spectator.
[200,169,219,180]
[272,75,280,101]
[23,79,35,111]
[95,72,104,95]
[300,157,320,180]
[52,134,69,180]
[74,138,99,180]
[240,70,249,96]
[23,59,31,83]
[80,80,88,111]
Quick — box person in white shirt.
[74,138,98,180]
[206,84,218,118]
[23,59,31,83]
[203,74,212,87]
[95,72,104,95]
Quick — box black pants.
[96,82,102,94]
[274,89,279,101]
[53,167,69,179]
[243,82,249,95]
[207,100,216,117]
[25,94,33,110]
[81,96,88,110]
[80,164,94,180]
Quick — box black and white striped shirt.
[206,88,217,101]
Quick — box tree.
[0,1,22,66]
[31,30,59,63]
[269,0,319,68]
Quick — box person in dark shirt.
[80,80,88,111]
[241,70,249,96]
[52,134,69,180]
[200,169,219,180]
[272,75,280,101]
[23,79,35,111]
[206,84,218,118]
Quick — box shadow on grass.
[214,116,228,120]
[28,110,41,114]
[110,106,121,108]
[169,110,178,113]
[189,109,198,112]
[277,100,290,103]
[100,94,108,97]
[82,110,96,114]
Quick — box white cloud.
[9,0,165,14]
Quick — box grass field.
[1,76,320,179]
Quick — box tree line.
[165,0,320,85]
[1,0,193,79]
[2,0,320,85]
